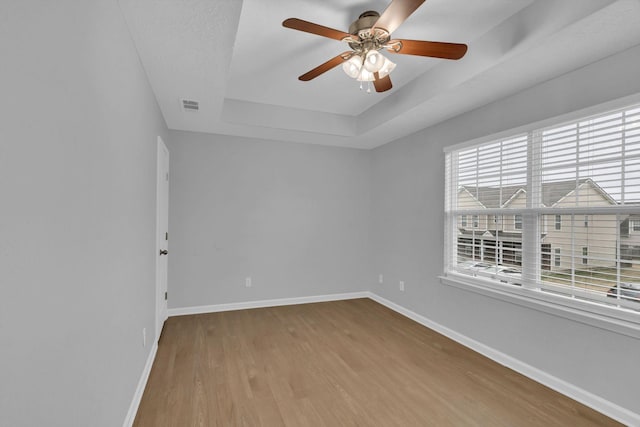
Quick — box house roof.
[541,179,590,207]
[459,185,522,208]
[460,178,614,208]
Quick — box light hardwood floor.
[134,298,621,426]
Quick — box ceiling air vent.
[181,99,199,112]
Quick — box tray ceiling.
[118,0,640,148]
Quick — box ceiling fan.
[282,0,468,93]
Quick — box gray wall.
[370,45,640,415]
[0,1,168,426]
[166,131,371,309]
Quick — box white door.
[155,136,169,341]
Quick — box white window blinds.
[445,104,640,315]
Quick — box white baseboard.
[367,292,640,427]
[167,291,370,317]
[122,341,158,427]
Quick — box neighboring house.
[457,178,620,271]
[620,213,640,267]
[457,184,524,266]
[540,179,618,271]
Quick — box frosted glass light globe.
[363,49,385,73]
[342,55,363,79]
[356,69,375,82]
[378,57,396,78]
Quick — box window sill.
[440,273,640,340]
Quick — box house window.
[461,215,467,227]
[514,214,522,230]
[445,102,640,317]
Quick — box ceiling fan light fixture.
[363,49,385,72]
[342,55,363,78]
[377,57,396,78]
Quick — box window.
[445,103,640,316]
[514,214,523,230]
[461,215,467,227]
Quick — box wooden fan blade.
[283,18,352,41]
[373,0,425,34]
[373,73,393,92]
[299,52,353,81]
[387,39,467,59]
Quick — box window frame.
[442,98,640,336]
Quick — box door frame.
[155,136,169,342]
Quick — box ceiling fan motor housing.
[349,11,379,34]
[347,11,390,53]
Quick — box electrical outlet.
[245,277,252,288]
[399,281,405,292]
[378,274,383,284]
[142,327,146,347]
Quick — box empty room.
[3,0,640,426]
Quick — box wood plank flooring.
[134,298,621,426]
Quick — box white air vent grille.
[181,99,199,111]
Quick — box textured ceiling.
[118,0,640,149]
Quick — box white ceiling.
[118,0,640,149]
